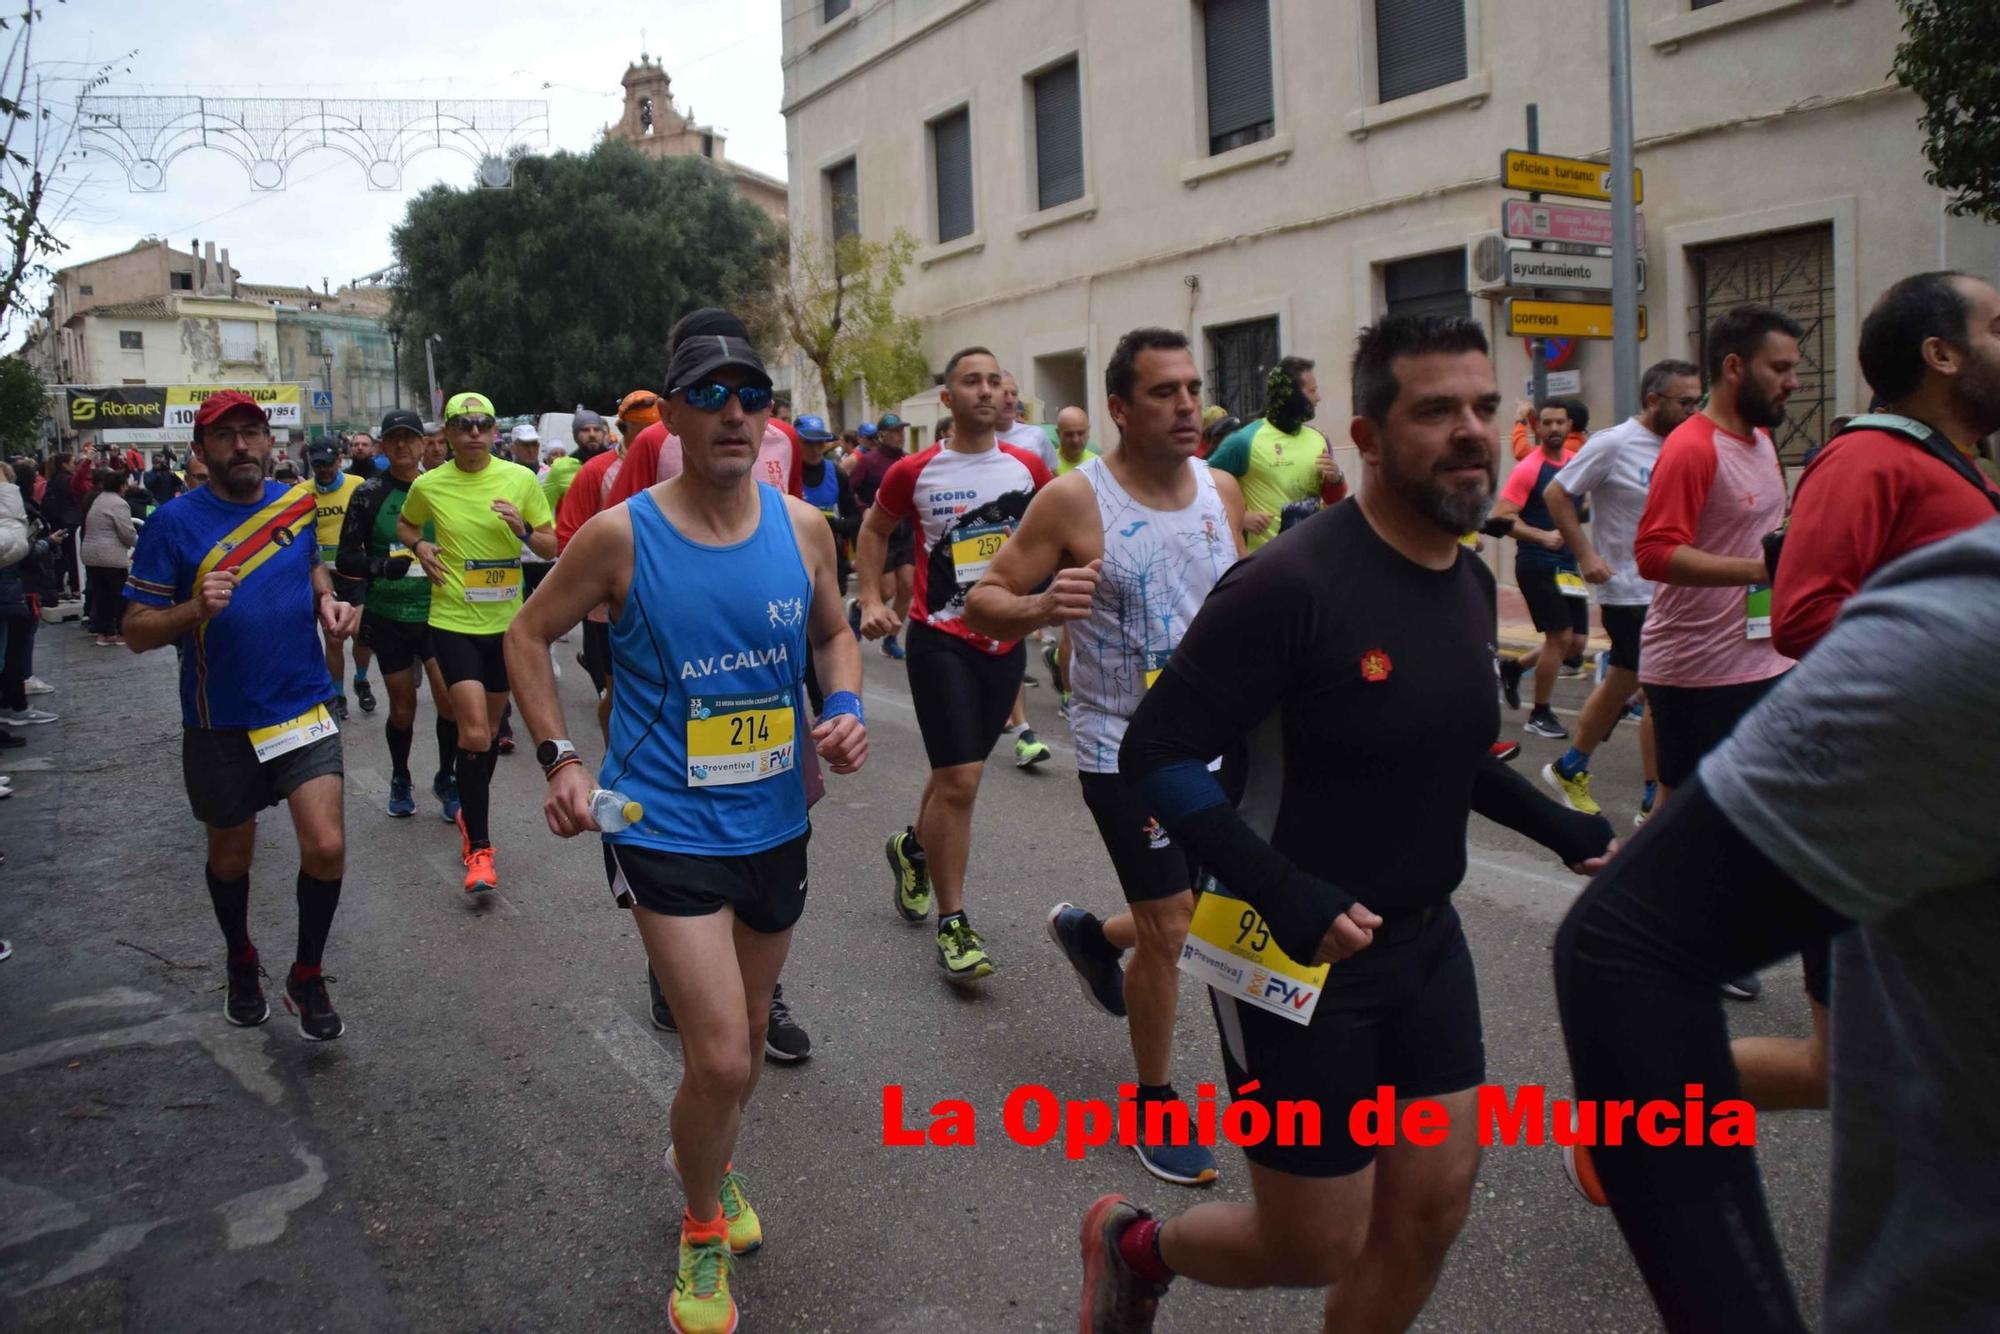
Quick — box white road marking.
[0,1010,284,1108]
[22,1222,159,1293]
[50,986,163,1012]
[572,996,679,1112]
[0,1178,88,1250]
[218,1146,327,1250]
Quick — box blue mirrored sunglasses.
[680,382,773,413]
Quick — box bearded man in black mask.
[1206,355,1347,549]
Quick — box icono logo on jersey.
[1360,649,1392,682]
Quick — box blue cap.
[857,421,879,438]
[794,414,836,442]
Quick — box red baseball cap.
[192,390,268,435]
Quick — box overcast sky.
[26,0,787,310]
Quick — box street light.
[424,334,443,420]
[321,353,335,437]
[388,324,403,413]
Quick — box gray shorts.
[182,727,344,829]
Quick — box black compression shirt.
[1123,501,1611,961]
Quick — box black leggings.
[0,608,31,711]
[86,565,126,635]
[1553,776,1850,1333]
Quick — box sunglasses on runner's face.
[679,382,773,413]
[449,415,497,432]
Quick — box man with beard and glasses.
[1080,314,1613,1333]
[122,391,361,1042]
[1632,305,1801,1002]
[1206,355,1347,550]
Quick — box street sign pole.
[1609,0,1640,420]
[1526,104,1547,411]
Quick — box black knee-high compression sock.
[436,717,459,782]
[294,871,343,969]
[457,745,498,846]
[385,722,414,782]
[205,865,253,960]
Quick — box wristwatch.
[536,738,578,776]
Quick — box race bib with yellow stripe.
[686,690,797,788]
[1555,570,1589,599]
[1178,886,1331,1026]
[247,702,339,763]
[1143,649,1171,690]
[951,522,1009,592]
[463,557,522,603]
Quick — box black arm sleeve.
[1124,663,1355,963]
[1554,775,1850,1333]
[1471,754,1615,865]
[333,482,384,603]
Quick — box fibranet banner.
[65,384,303,430]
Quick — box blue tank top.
[1515,456,1582,575]
[800,461,840,515]
[603,485,812,856]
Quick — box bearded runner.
[123,389,361,1044]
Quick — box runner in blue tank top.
[503,309,865,1334]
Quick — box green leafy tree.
[0,352,46,450]
[1893,0,2000,223]
[391,139,779,411]
[772,229,930,429]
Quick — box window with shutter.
[1032,61,1085,211]
[119,331,143,350]
[1689,224,1834,465]
[826,158,859,243]
[932,108,974,243]
[1383,251,1469,320]
[1206,317,1280,421]
[1375,0,1467,104]
[823,0,850,21]
[1203,0,1274,155]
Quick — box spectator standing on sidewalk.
[82,468,137,647]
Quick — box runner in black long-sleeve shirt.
[1078,314,1613,1334]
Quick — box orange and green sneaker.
[668,1213,737,1334]
[665,1145,764,1254]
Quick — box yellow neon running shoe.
[1540,761,1602,817]
[666,1146,764,1255]
[668,1218,736,1334]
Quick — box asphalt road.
[0,614,1830,1332]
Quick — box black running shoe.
[1721,973,1763,1001]
[328,694,349,723]
[354,678,377,714]
[648,967,678,1033]
[225,955,270,1027]
[496,727,515,755]
[1046,903,1127,1017]
[1498,658,1524,710]
[283,969,344,1041]
[765,984,811,1062]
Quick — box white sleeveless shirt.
[1069,456,1238,773]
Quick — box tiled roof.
[88,297,171,319]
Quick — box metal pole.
[1526,104,1547,409]
[391,334,402,412]
[424,336,440,418]
[1609,0,1640,420]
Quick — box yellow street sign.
[1507,299,1648,341]
[1502,150,1643,204]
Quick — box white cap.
[540,441,566,462]
[510,423,540,444]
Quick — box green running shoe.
[887,829,932,925]
[938,917,995,983]
[665,1146,763,1255]
[1014,728,1052,769]
[668,1221,736,1334]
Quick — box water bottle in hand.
[590,788,642,832]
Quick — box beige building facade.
[782,0,1998,468]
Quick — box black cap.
[380,408,425,439]
[664,307,772,396]
[305,439,339,467]
[876,412,906,431]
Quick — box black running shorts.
[1645,675,1784,789]
[1079,770,1197,904]
[580,619,613,694]
[183,727,343,830]
[904,619,1024,770]
[358,610,434,677]
[1518,564,1591,637]
[886,521,916,570]
[603,830,810,935]
[1209,901,1485,1178]
[432,627,509,693]
[1599,604,1647,673]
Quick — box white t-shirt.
[1000,421,1057,473]
[1552,415,1663,606]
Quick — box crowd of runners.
[40,264,1998,1332]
